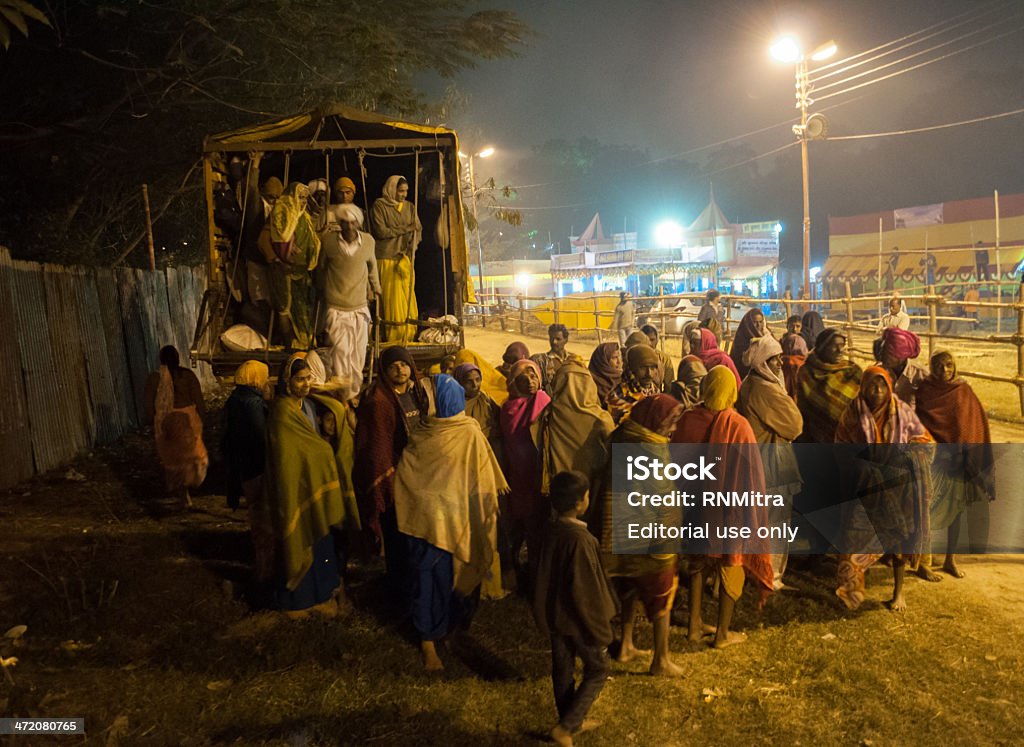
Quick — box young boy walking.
[532,471,618,747]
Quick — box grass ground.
[1,332,1022,746]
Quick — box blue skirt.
[406,535,454,641]
[272,534,340,611]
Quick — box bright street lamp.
[460,146,495,303]
[771,35,836,295]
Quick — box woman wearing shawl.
[606,343,662,424]
[268,182,321,349]
[394,374,508,670]
[915,351,995,579]
[799,311,825,352]
[598,394,685,676]
[670,356,707,410]
[796,329,862,443]
[354,346,430,587]
[780,333,808,402]
[454,362,503,456]
[588,341,623,407]
[672,367,774,648]
[694,327,741,388]
[834,367,935,612]
[455,348,509,405]
[144,345,207,509]
[263,354,350,615]
[499,358,552,588]
[371,175,422,343]
[496,341,531,381]
[538,361,614,494]
[222,361,272,574]
[729,308,770,379]
[737,337,803,590]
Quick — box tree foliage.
[0,0,49,50]
[0,0,528,264]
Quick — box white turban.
[331,203,364,225]
[307,178,328,194]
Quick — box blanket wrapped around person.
[394,375,508,641]
[834,366,935,610]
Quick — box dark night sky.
[428,0,1024,262]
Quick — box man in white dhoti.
[317,204,382,401]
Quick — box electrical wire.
[815,22,1024,102]
[811,15,1016,94]
[810,0,1012,79]
[702,141,799,177]
[826,106,1024,141]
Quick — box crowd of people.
[219,172,427,402]
[143,297,995,746]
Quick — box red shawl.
[781,354,806,402]
[672,405,774,594]
[353,352,424,538]
[916,372,995,500]
[696,328,741,387]
[499,389,552,520]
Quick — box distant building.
[824,192,1024,293]
[549,197,780,298]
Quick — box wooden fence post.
[844,281,855,361]
[927,284,938,361]
[594,294,602,343]
[518,294,525,335]
[1017,300,1024,417]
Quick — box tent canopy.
[204,104,459,152]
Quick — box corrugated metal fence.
[0,247,212,490]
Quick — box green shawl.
[265,396,346,590]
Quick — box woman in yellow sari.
[371,175,421,343]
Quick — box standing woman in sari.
[673,367,774,648]
[268,182,321,349]
[729,308,770,379]
[737,337,803,590]
[597,394,685,676]
[587,341,623,408]
[693,327,741,387]
[799,311,825,353]
[394,375,508,670]
[263,354,350,616]
[144,345,207,509]
[454,362,503,458]
[537,361,614,494]
[915,351,995,578]
[371,175,422,343]
[499,359,551,589]
[834,367,934,612]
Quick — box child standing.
[532,471,618,747]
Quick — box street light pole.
[467,154,486,304]
[797,58,811,296]
[772,36,835,300]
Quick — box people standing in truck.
[317,203,381,402]
[267,182,321,349]
[371,175,422,343]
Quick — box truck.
[190,104,472,377]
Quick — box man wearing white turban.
[317,202,382,401]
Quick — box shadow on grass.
[212,707,525,745]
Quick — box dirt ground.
[2,329,1023,746]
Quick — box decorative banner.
[894,203,943,228]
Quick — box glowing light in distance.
[654,220,684,248]
[515,272,531,291]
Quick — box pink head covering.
[881,327,921,361]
